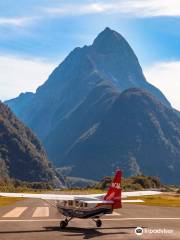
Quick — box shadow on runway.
[49,226,133,239]
[0,226,138,239]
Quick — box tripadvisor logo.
[135,227,173,236]
[135,227,143,235]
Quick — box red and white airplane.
[0,170,161,229]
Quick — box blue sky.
[0,0,180,110]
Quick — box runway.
[0,198,180,240]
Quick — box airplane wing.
[79,190,162,200]
[122,199,144,203]
[0,192,106,201]
[0,190,161,201]
[0,192,78,201]
[122,190,162,198]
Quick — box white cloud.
[44,3,109,16]
[145,61,180,110]
[117,0,180,17]
[0,55,57,101]
[44,0,180,17]
[0,17,36,27]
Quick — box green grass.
[0,197,22,207]
[126,194,180,207]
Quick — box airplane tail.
[104,170,122,209]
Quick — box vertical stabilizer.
[104,170,122,208]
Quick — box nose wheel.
[96,219,102,227]
[92,218,102,227]
[60,220,67,229]
[60,217,72,229]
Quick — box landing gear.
[92,218,102,227]
[59,217,72,229]
[96,219,102,228]
[60,220,67,229]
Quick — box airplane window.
[68,200,73,206]
[75,201,79,207]
[84,203,88,208]
[80,202,83,208]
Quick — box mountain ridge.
[0,101,64,187]
[63,88,180,184]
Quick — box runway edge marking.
[2,207,28,218]
[1,218,180,222]
[32,207,49,217]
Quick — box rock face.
[0,101,64,187]
[5,28,180,184]
[61,88,180,184]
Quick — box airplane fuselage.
[56,200,112,218]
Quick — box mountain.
[45,81,119,165]
[61,88,180,184]
[6,27,170,141]
[5,27,180,184]
[0,101,64,187]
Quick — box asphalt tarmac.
[0,198,179,240]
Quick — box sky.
[0,0,180,110]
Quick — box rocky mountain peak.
[92,27,133,54]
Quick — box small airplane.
[0,170,161,229]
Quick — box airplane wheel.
[96,219,102,228]
[60,220,67,229]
